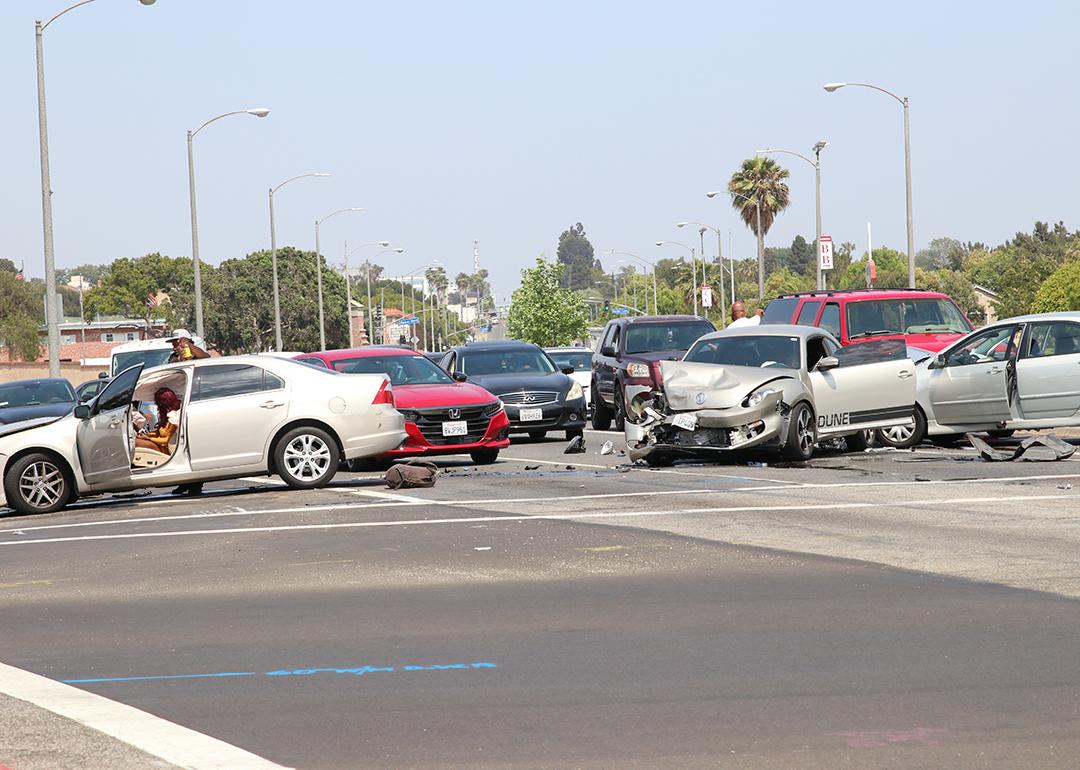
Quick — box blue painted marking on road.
[63,661,497,684]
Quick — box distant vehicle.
[0,379,77,426]
[591,315,716,431]
[108,333,208,377]
[422,351,446,366]
[75,373,110,402]
[439,340,586,441]
[545,347,594,411]
[874,311,1080,448]
[626,325,916,466]
[296,347,510,465]
[762,288,973,353]
[0,356,406,516]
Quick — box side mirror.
[452,372,467,383]
[561,365,575,375]
[600,345,616,357]
[73,404,91,420]
[932,353,946,369]
[815,356,839,372]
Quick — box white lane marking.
[0,661,290,769]
[239,476,287,486]
[639,466,804,485]
[584,429,623,436]
[0,494,1071,548]
[3,472,1079,537]
[350,489,431,504]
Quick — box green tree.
[1032,260,1080,313]
[57,263,110,286]
[916,268,983,323]
[83,253,194,328]
[728,157,791,293]
[556,223,600,291]
[506,257,588,346]
[916,237,966,271]
[788,235,815,277]
[0,270,43,361]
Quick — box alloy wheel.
[880,424,914,444]
[18,460,65,510]
[283,434,332,482]
[797,409,814,454]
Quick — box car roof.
[0,377,72,387]
[545,347,592,352]
[616,315,710,325]
[697,324,834,342]
[775,288,949,300]
[454,340,540,352]
[301,346,420,360]
[997,311,1080,324]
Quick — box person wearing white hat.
[167,329,209,364]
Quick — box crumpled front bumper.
[625,391,786,461]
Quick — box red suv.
[762,288,973,352]
[296,347,510,465]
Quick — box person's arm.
[146,422,175,448]
[189,344,210,359]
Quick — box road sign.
[410,336,420,344]
[818,235,834,271]
[611,306,631,315]
[701,284,713,309]
[400,317,419,325]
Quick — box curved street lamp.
[605,250,658,314]
[314,208,365,349]
[707,189,766,298]
[757,142,828,289]
[676,222,728,327]
[341,241,398,347]
[35,0,157,375]
[655,240,698,315]
[824,81,913,287]
[187,107,271,337]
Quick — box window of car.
[295,356,329,368]
[624,322,713,354]
[805,336,835,370]
[762,297,799,324]
[819,302,841,337]
[0,380,76,410]
[796,300,823,326]
[548,350,593,371]
[845,297,971,340]
[684,335,800,369]
[332,354,453,385]
[461,348,556,376]
[607,325,621,353]
[831,338,908,367]
[191,365,280,401]
[95,366,142,413]
[1022,322,1080,359]
[441,352,456,372]
[943,325,1018,367]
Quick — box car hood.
[466,372,572,397]
[659,361,796,411]
[394,382,499,408]
[0,402,75,426]
[0,413,69,442]
[623,350,689,363]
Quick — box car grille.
[408,403,499,445]
[499,391,559,406]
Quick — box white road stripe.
[0,494,1071,548]
[350,489,432,503]
[0,661,290,769]
[239,476,287,486]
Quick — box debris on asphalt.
[385,460,438,489]
[565,465,576,470]
[524,464,541,470]
[746,461,768,468]
[599,440,614,455]
[564,435,586,454]
[1057,483,1073,490]
[967,432,1076,462]
[473,546,492,551]
[616,465,633,473]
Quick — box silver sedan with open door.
[0,355,406,516]
[625,325,916,465]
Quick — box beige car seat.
[131,422,180,469]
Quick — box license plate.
[519,408,543,422]
[672,413,698,431]
[442,421,468,436]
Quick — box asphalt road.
[3,430,1080,768]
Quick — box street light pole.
[35,0,157,376]
[824,82,914,287]
[655,241,697,315]
[269,172,330,351]
[677,222,727,328]
[314,208,364,350]
[706,190,764,299]
[757,143,828,289]
[605,250,658,314]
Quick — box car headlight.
[626,362,650,379]
[567,381,584,400]
[742,387,782,409]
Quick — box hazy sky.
[3,0,1077,300]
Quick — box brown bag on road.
[384,460,438,489]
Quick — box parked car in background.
[0,356,406,516]
[75,373,111,402]
[440,341,586,440]
[544,347,594,412]
[874,311,1080,448]
[762,288,972,352]
[591,315,715,431]
[296,347,510,465]
[0,379,78,426]
[626,325,916,466]
[108,333,209,377]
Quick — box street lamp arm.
[677,221,720,235]
[316,207,365,226]
[191,108,270,138]
[41,0,99,31]
[656,240,693,253]
[271,171,331,196]
[605,249,655,267]
[757,148,816,168]
[829,81,905,105]
[345,241,393,258]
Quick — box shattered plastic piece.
[600,441,614,455]
[616,465,633,473]
[967,432,1076,462]
[524,464,541,470]
[746,461,768,468]
[1057,483,1073,490]
[565,464,576,470]
[564,435,586,454]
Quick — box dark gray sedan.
[0,378,77,426]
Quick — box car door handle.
[898,369,913,379]
[988,368,1004,374]
[108,419,122,428]
[260,400,284,409]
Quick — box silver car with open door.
[0,355,406,516]
[625,325,916,465]
[874,311,1080,447]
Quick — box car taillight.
[372,380,395,406]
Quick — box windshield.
[547,351,593,370]
[0,380,76,409]
[685,335,801,370]
[333,354,453,385]
[462,349,557,376]
[624,322,714,354]
[112,348,174,376]
[846,298,972,339]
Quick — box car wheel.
[613,388,626,433]
[874,408,927,449]
[781,403,816,461]
[275,426,340,489]
[470,449,499,464]
[844,430,870,452]
[591,384,613,431]
[3,453,71,515]
[528,430,547,440]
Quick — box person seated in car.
[134,387,182,454]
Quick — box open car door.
[77,363,142,487]
[927,324,1018,425]
[810,338,915,435]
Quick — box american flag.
[14,263,24,282]
[146,291,159,308]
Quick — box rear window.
[624,322,714,354]
[762,297,799,324]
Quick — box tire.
[591,384,613,431]
[874,408,927,449]
[613,388,626,433]
[844,430,870,452]
[470,449,499,464]
[528,430,547,440]
[566,428,584,441]
[3,453,71,515]
[274,426,340,489]
[781,403,816,461]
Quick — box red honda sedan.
[295,347,510,465]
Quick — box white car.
[0,355,406,516]
[544,347,594,411]
[626,325,916,465]
[875,311,1080,447]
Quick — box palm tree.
[728,156,791,297]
